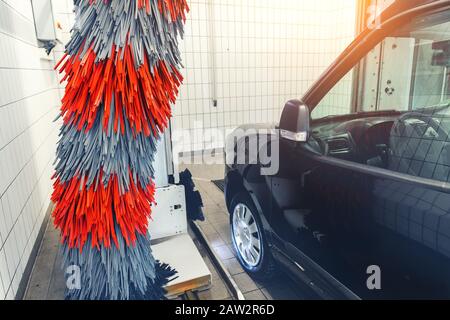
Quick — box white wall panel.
[0,0,65,300]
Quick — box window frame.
[300,1,450,194]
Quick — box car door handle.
[300,168,317,188]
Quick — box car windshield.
[307,9,450,184]
[312,9,450,120]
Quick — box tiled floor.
[25,156,310,300]
[181,159,311,300]
[188,228,234,300]
[24,216,234,300]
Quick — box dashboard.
[310,116,398,166]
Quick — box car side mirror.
[279,100,310,142]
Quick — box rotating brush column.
[51,0,189,300]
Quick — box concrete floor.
[24,220,65,300]
[181,159,310,300]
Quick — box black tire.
[230,192,277,280]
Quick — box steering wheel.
[393,112,448,142]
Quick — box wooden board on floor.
[152,234,212,298]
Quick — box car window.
[310,10,450,184]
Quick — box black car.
[224,0,450,299]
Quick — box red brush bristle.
[88,0,189,21]
[51,172,155,250]
[56,45,182,136]
[53,0,187,254]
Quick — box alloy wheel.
[232,203,262,267]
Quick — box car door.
[272,124,383,299]
[271,5,450,299]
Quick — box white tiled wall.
[0,0,68,300]
[173,0,358,152]
[312,69,356,119]
[52,0,75,94]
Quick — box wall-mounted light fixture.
[30,0,58,55]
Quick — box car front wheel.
[230,192,276,279]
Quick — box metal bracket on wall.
[207,0,218,108]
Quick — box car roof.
[384,0,442,19]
